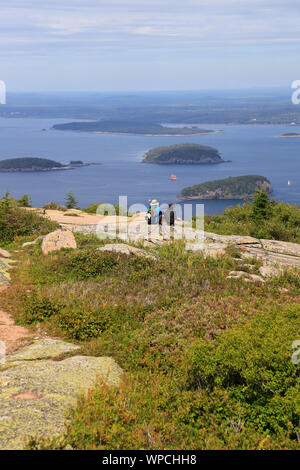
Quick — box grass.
[1,228,299,450]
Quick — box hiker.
[164,204,175,226]
[145,199,163,225]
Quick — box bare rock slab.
[6,338,80,364]
[0,341,122,449]
[42,230,77,255]
[260,239,300,257]
[98,243,157,260]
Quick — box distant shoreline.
[92,130,220,136]
[51,128,221,137]
[279,134,300,138]
[179,194,253,201]
[0,167,73,173]
[0,163,99,173]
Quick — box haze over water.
[0,117,299,215]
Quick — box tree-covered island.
[280,133,300,138]
[0,158,97,172]
[178,175,273,200]
[142,143,228,164]
[52,121,218,136]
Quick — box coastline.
[51,126,221,136]
[0,167,73,173]
[178,194,253,201]
[142,159,230,164]
[279,135,300,138]
[0,163,98,173]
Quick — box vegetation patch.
[0,193,58,246]
[196,191,300,242]
[1,196,300,450]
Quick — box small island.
[0,158,98,172]
[178,175,273,200]
[142,143,228,164]
[52,121,218,136]
[279,133,300,138]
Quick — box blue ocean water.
[0,118,299,215]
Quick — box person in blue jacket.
[146,199,163,225]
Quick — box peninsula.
[0,158,97,172]
[178,175,273,200]
[142,143,228,164]
[52,121,218,136]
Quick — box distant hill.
[0,158,64,172]
[179,175,273,200]
[142,143,227,164]
[52,121,217,136]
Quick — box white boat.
[288,180,291,186]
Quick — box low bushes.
[2,224,300,449]
[29,248,154,284]
[185,305,300,437]
[0,195,57,246]
[200,191,300,242]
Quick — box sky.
[0,0,300,92]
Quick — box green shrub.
[83,202,130,216]
[0,196,58,246]
[201,192,300,242]
[43,202,66,211]
[22,292,62,324]
[30,248,154,284]
[17,194,32,208]
[56,303,146,340]
[64,250,120,279]
[185,305,300,436]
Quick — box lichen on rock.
[0,340,122,450]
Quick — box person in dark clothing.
[164,204,175,226]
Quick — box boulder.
[98,243,157,260]
[0,339,122,450]
[259,265,283,278]
[41,230,77,255]
[0,248,11,259]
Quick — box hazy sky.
[1,0,300,91]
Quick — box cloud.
[0,0,300,56]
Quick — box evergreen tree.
[251,190,272,222]
[64,190,78,209]
[0,190,11,209]
[17,194,32,207]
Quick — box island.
[52,121,218,136]
[0,158,98,172]
[142,143,228,164]
[178,175,273,200]
[279,133,300,138]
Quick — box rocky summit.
[0,197,300,451]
